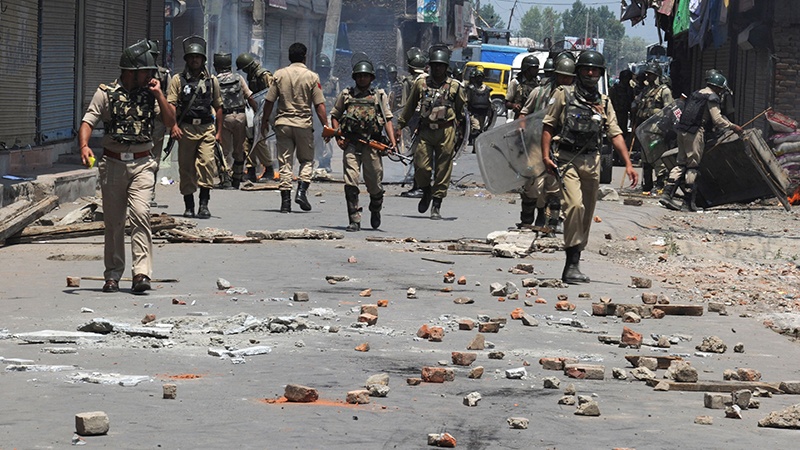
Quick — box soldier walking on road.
[659,72,742,212]
[632,62,674,194]
[260,42,329,213]
[214,52,257,189]
[236,52,275,182]
[465,67,493,145]
[330,58,397,231]
[79,40,176,293]
[398,48,429,199]
[506,55,540,120]
[395,47,466,220]
[541,50,638,284]
[167,36,223,219]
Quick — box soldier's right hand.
[543,156,558,173]
[394,128,402,143]
[336,138,347,150]
[170,125,183,141]
[80,145,95,168]
[733,125,744,135]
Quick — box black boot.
[369,193,383,230]
[683,184,699,212]
[401,181,423,198]
[518,198,536,228]
[545,199,561,237]
[197,188,211,219]
[534,207,547,228]
[295,181,312,211]
[430,198,442,220]
[232,161,244,189]
[258,165,275,183]
[345,185,361,232]
[562,245,590,284]
[418,187,432,213]
[183,194,195,218]
[246,166,257,183]
[280,190,292,213]
[658,180,683,211]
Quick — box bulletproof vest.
[637,84,668,121]
[419,76,456,120]
[391,81,403,106]
[101,82,155,144]
[217,71,246,111]
[512,76,538,104]
[467,85,491,111]
[341,87,385,139]
[676,90,712,134]
[178,72,214,119]
[530,81,555,113]
[248,68,271,93]
[558,87,605,151]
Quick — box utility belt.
[422,119,454,130]
[223,107,245,115]
[181,117,214,125]
[555,142,600,155]
[103,149,152,161]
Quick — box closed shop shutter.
[39,1,77,143]
[150,0,165,43]
[0,0,39,147]
[83,0,125,113]
[734,49,771,129]
[126,0,149,46]
[264,14,283,71]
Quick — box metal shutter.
[126,0,149,45]
[150,0,165,43]
[264,14,282,71]
[82,0,125,113]
[39,1,77,143]
[735,48,771,131]
[0,0,39,147]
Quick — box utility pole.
[508,0,518,30]
[321,0,343,68]
[584,9,590,48]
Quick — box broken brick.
[428,327,445,342]
[539,357,577,371]
[407,377,422,386]
[354,342,370,352]
[478,322,500,333]
[75,411,109,436]
[427,432,456,448]
[359,288,372,297]
[284,384,318,403]
[651,308,666,319]
[468,366,484,379]
[421,367,455,383]
[416,325,431,339]
[358,313,378,326]
[510,308,525,320]
[66,276,80,288]
[141,314,156,325]
[451,352,478,366]
[346,389,371,404]
[467,334,485,350]
[162,384,177,400]
[641,292,658,304]
[564,364,605,380]
[458,319,475,330]
[377,299,389,307]
[361,304,378,316]
[592,303,608,316]
[621,327,642,348]
[555,301,576,311]
[535,298,547,304]
[443,270,456,283]
[737,368,762,381]
[457,276,467,285]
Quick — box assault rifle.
[321,126,411,165]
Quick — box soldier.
[78,40,176,293]
[260,42,329,213]
[398,48,429,199]
[235,52,275,182]
[516,57,576,233]
[609,68,635,144]
[387,63,403,110]
[659,72,742,212]
[541,50,638,284]
[540,58,555,86]
[464,68,493,145]
[375,62,390,92]
[316,53,339,173]
[633,62,674,194]
[147,41,170,207]
[506,55,540,120]
[330,58,397,231]
[214,53,257,189]
[395,47,466,220]
[167,36,223,219]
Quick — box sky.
[485,0,662,44]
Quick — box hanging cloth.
[673,0,691,35]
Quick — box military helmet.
[387,64,398,74]
[317,54,332,69]
[236,53,258,71]
[705,68,721,82]
[119,40,158,70]
[183,35,207,61]
[644,61,662,77]
[148,40,161,57]
[554,51,576,64]
[213,53,232,70]
[352,60,375,79]
[429,48,450,65]
[554,58,576,77]
[521,55,540,72]
[576,50,605,72]
[543,58,555,74]
[706,72,727,89]
[375,63,388,74]
[470,67,485,79]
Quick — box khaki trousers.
[150,119,166,200]
[343,142,384,197]
[98,156,157,281]
[415,125,456,199]
[521,173,561,208]
[668,129,704,185]
[556,151,600,250]
[177,123,217,195]
[221,112,247,177]
[276,124,314,190]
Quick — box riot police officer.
[387,63,403,110]
[236,52,275,182]
[398,47,429,199]
[633,61,674,194]
[214,52,257,189]
[331,58,397,231]
[395,47,467,220]
[167,36,223,219]
[659,72,742,212]
[541,50,638,284]
[465,68,493,145]
[506,55,540,120]
[315,53,339,173]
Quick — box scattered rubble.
[507,417,529,429]
[75,411,109,436]
[427,432,456,448]
[463,391,481,407]
[758,404,800,429]
[696,336,727,353]
[163,384,177,399]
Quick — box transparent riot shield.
[635,99,684,165]
[474,109,547,193]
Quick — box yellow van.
[464,61,512,117]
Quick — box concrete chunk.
[75,411,109,436]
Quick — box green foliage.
[519,6,562,43]
[479,4,505,29]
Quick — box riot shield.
[453,111,471,161]
[474,109,547,193]
[635,99,683,165]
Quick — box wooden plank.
[625,355,683,370]
[446,243,494,253]
[0,196,59,245]
[421,257,455,265]
[246,229,344,240]
[8,214,179,244]
[592,303,704,317]
[654,305,705,316]
[646,379,783,393]
[240,182,281,191]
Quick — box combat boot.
[246,166,257,183]
[258,165,275,183]
[280,190,292,213]
[562,245,590,284]
[534,207,547,228]
[517,197,536,228]
[295,181,312,211]
[430,198,442,220]
[183,194,195,218]
[197,188,211,219]
[418,187,432,213]
[545,199,561,237]
[401,181,423,198]
[369,193,384,230]
[658,180,682,211]
[683,184,699,212]
[345,185,361,232]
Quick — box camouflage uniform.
[216,69,253,185]
[505,74,539,120]
[634,82,674,192]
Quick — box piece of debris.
[15,330,106,344]
[564,364,605,380]
[216,278,231,290]
[421,367,455,383]
[346,389,371,404]
[75,411,109,436]
[407,288,417,299]
[141,314,156,325]
[468,366,484,379]
[359,288,372,297]
[284,384,319,403]
[507,417,529,429]
[71,372,150,387]
[696,336,727,353]
[454,297,473,304]
[725,405,743,419]
[629,277,652,288]
[665,360,698,382]
[463,391,482,407]
[163,384,177,399]
[612,368,628,380]
[246,229,344,240]
[621,327,643,348]
[452,352,477,366]
[543,377,561,389]
[695,415,714,425]
[427,432,456,448]
[66,276,81,288]
[326,275,350,282]
[758,404,800,428]
[368,384,390,397]
[734,342,745,353]
[457,276,467,285]
[575,401,601,416]
[505,367,527,379]
[630,367,656,382]
[354,342,370,352]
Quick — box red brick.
[478,322,500,333]
[510,308,525,320]
[592,303,608,316]
[354,342,370,352]
[284,384,318,403]
[360,304,378,316]
[421,367,455,383]
[417,324,431,338]
[556,301,576,311]
[452,352,478,366]
[535,298,547,304]
[737,368,762,381]
[428,326,445,342]
[457,276,467,285]
[621,327,642,347]
[377,299,389,307]
[358,313,378,326]
[539,357,577,371]
[141,314,156,324]
[458,319,475,330]
[652,308,666,319]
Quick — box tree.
[519,6,562,43]
[615,36,649,74]
[559,1,628,72]
[478,4,505,29]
